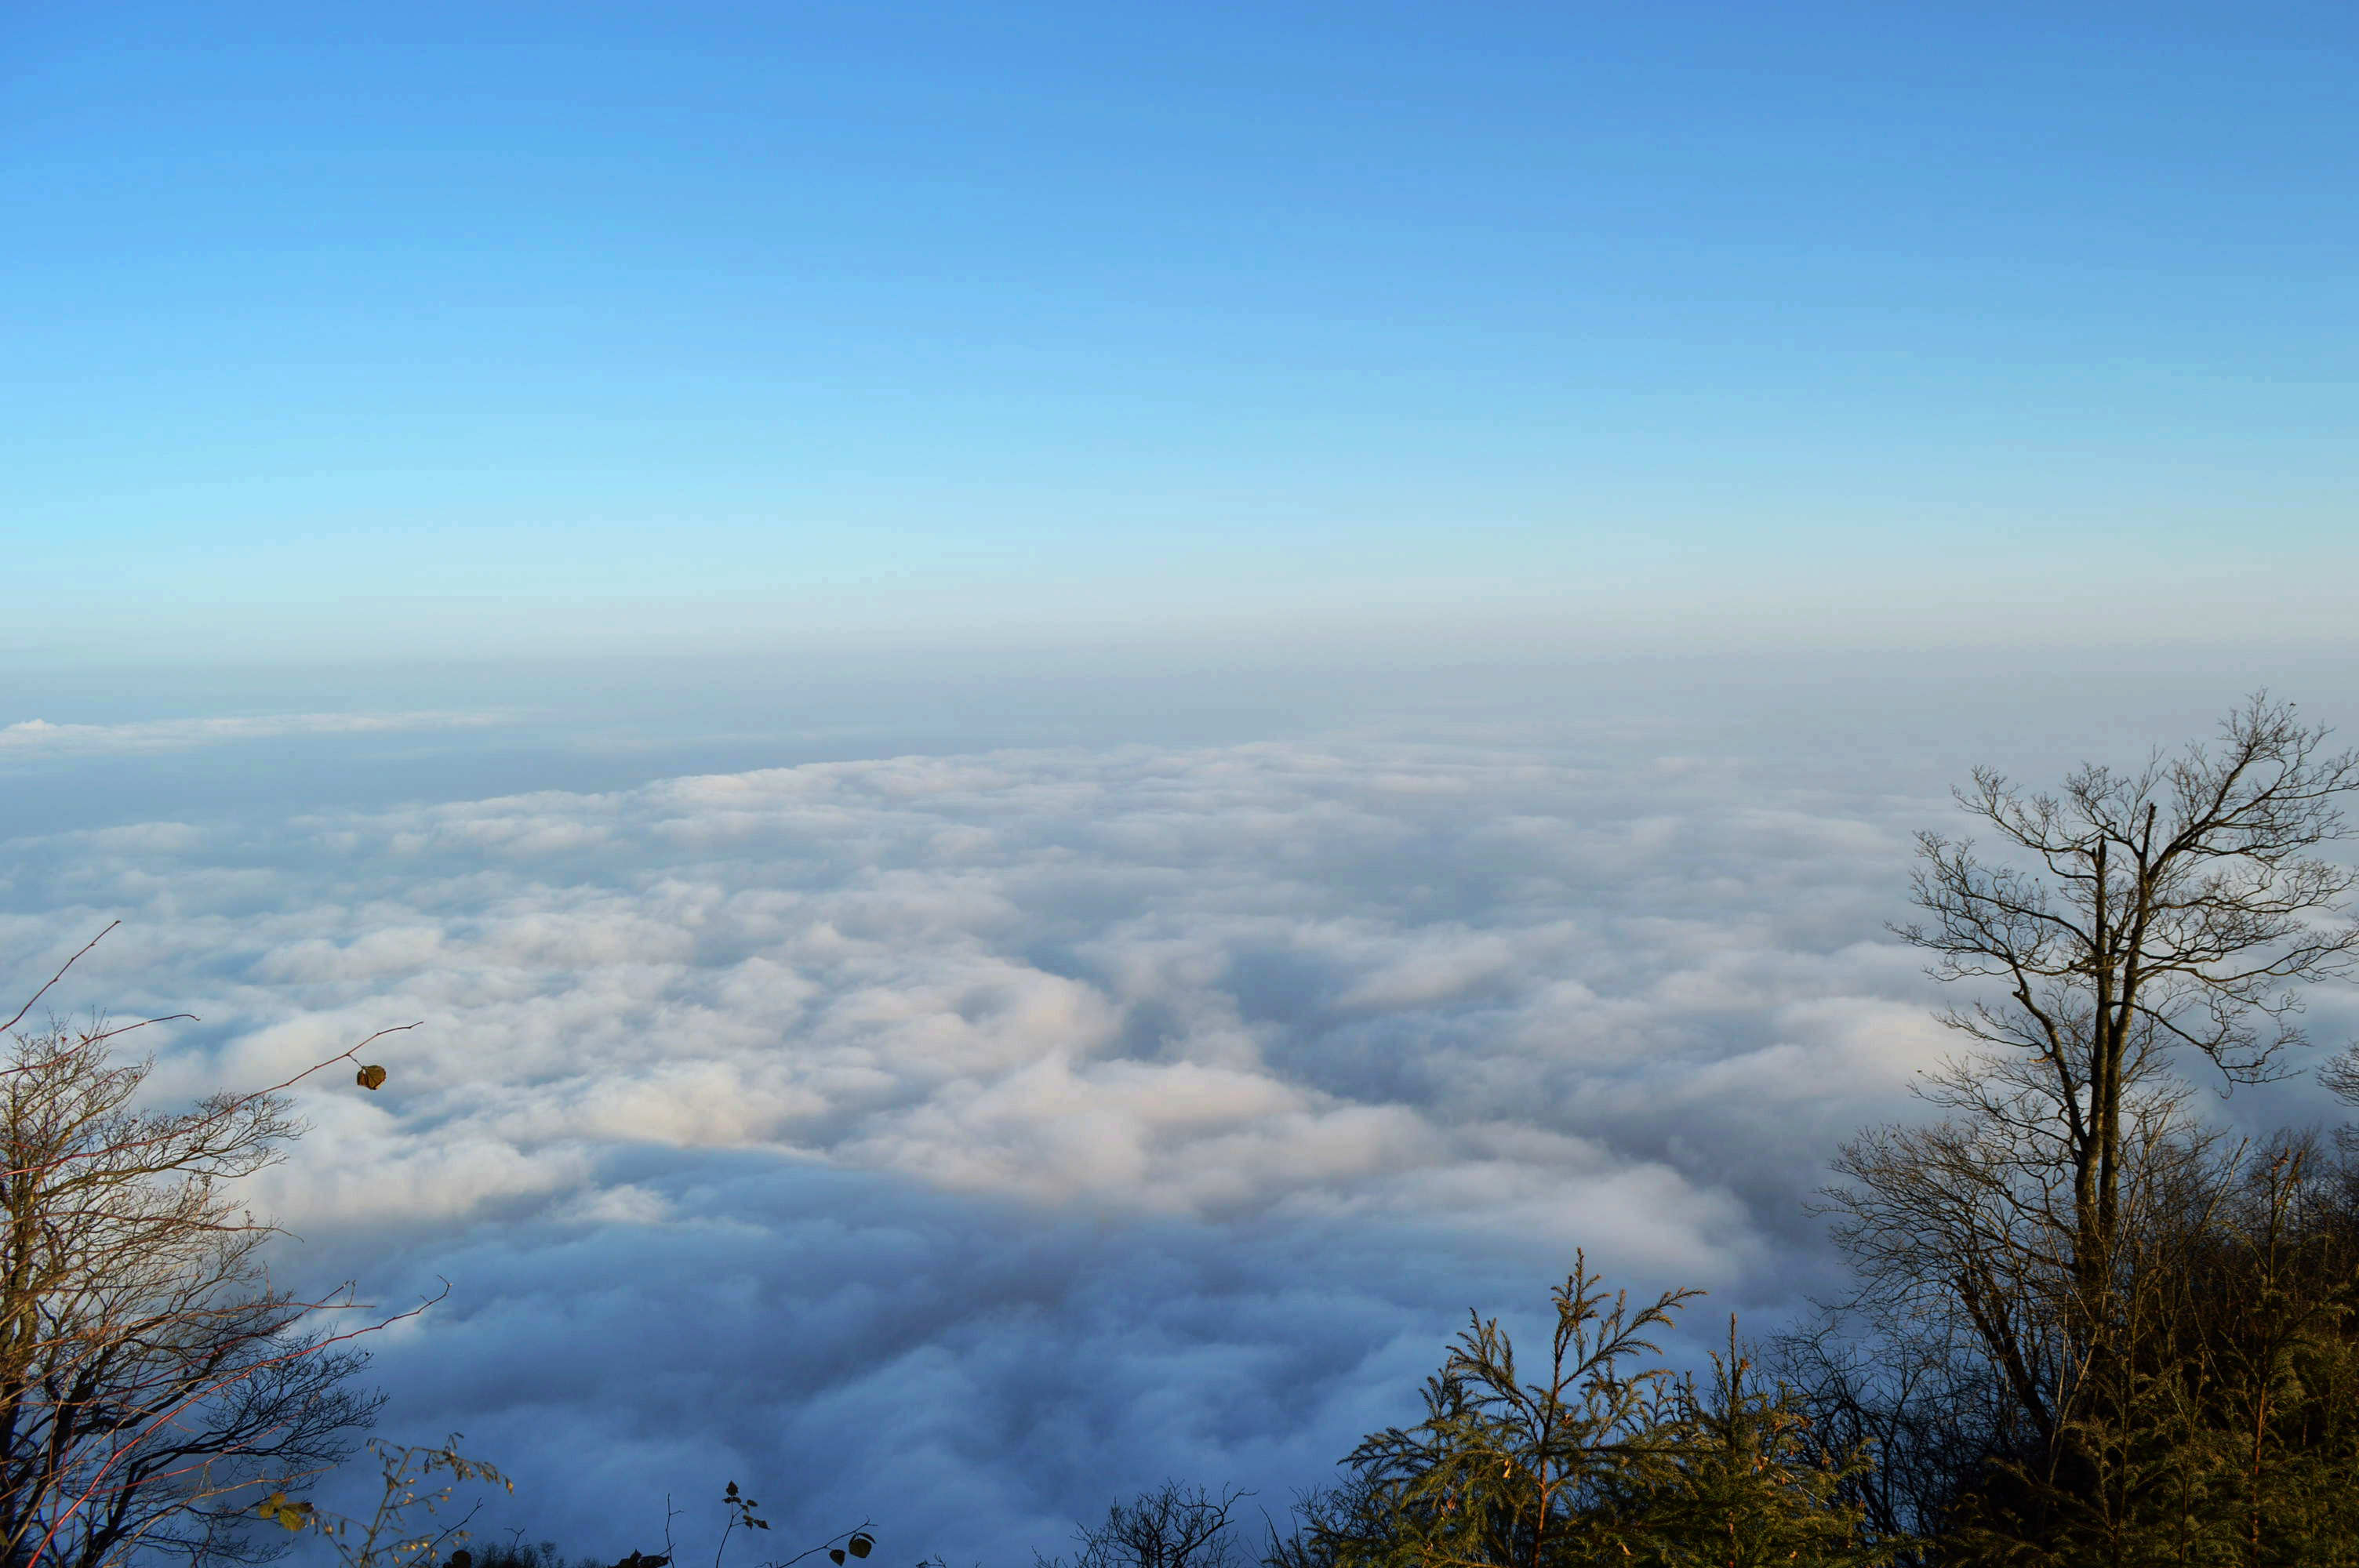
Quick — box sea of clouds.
[4,657,2353,1565]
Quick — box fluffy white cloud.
[1,735,1967,1563]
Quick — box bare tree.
[1894,693,2359,1294]
[1041,1483,1249,1568]
[0,928,424,1568]
[1799,694,2359,1555]
[1259,1476,1388,1568]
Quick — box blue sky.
[9,2,2354,663]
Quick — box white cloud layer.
[0,734,2039,1562]
[0,711,501,757]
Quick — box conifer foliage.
[1272,1258,1891,1568]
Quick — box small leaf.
[725,1482,738,1497]
[849,1535,874,1559]
[356,1064,388,1091]
[831,1551,845,1563]
[754,1521,769,1530]
[256,1491,287,1519]
[450,1552,474,1568]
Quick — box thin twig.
[2,921,122,1036]
[763,1523,878,1568]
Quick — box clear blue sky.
[7,2,2354,665]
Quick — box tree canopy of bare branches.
[1892,693,2359,1283]
[0,927,427,1568]
[1794,694,2359,1562]
[0,1018,386,1568]
[1039,1483,1248,1568]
